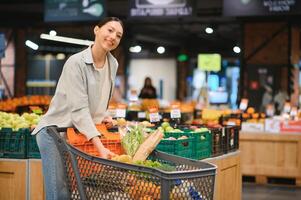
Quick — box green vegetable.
[134,160,176,172]
[121,125,144,157]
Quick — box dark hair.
[97,17,124,30]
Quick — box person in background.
[260,83,273,113]
[32,17,124,200]
[139,77,157,99]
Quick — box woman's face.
[94,21,123,52]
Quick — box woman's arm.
[91,136,115,158]
[63,57,114,158]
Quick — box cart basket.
[47,126,217,200]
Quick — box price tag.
[266,104,274,117]
[222,127,226,137]
[149,107,160,123]
[138,111,146,119]
[226,121,236,126]
[107,105,116,118]
[116,104,126,118]
[170,103,181,119]
[283,102,291,113]
[290,107,297,117]
[129,89,138,101]
[239,98,248,111]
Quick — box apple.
[161,122,170,129]
[165,126,174,132]
[194,127,208,133]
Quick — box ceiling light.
[25,40,39,50]
[56,53,66,60]
[233,46,241,54]
[157,46,165,54]
[40,33,94,46]
[129,45,142,53]
[49,30,57,36]
[45,54,53,60]
[205,27,214,34]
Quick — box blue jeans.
[36,127,69,200]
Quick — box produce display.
[0,112,41,131]
[0,95,51,112]
[1,97,248,200]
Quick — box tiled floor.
[242,183,301,200]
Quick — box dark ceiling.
[0,0,242,57]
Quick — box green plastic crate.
[27,134,41,158]
[156,136,194,159]
[0,128,29,159]
[163,130,212,160]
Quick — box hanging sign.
[198,54,221,72]
[44,0,106,22]
[223,0,301,17]
[129,0,193,17]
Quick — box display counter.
[240,131,301,186]
[29,159,45,200]
[0,151,241,200]
[0,159,27,200]
[0,159,45,200]
[205,151,241,200]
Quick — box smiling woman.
[32,17,124,200]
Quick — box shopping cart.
[47,126,217,200]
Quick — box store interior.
[1,0,301,200]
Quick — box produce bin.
[47,126,217,200]
[0,128,29,158]
[66,126,124,156]
[156,136,194,159]
[27,133,41,158]
[224,125,240,152]
[208,127,224,156]
[162,130,212,160]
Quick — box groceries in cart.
[55,125,216,200]
[119,122,164,162]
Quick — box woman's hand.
[98,147,116,159]
[91,136,116,159]
[102,116,113,129]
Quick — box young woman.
[32,17,124,200]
